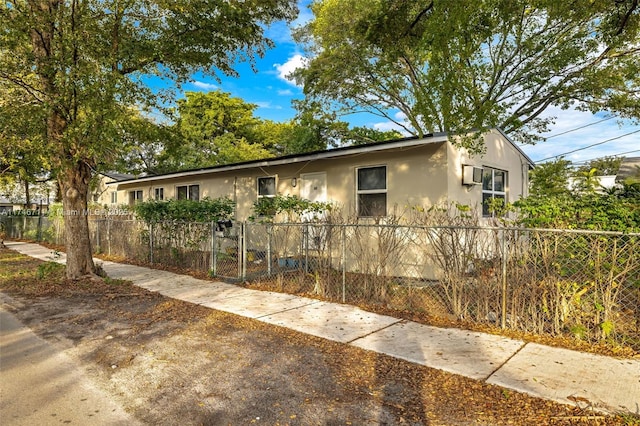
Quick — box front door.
[300,172,327,203]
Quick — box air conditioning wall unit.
[462,165,483,185]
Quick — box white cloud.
[255,101,283,110]
[190,80,218,91]
[373,121,412,136]
[274,54,308,85]
[278,89,294,96]
[520,106,640,163]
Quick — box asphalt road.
[0,304,139,425]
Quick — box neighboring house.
[108,129,533,221]
[568,175,618,193]
[93,172,136,206]
[616,156,640,184]
[0,197,20,214]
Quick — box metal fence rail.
[2,215,639,351]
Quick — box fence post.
[149,222,154,264]
[500,228,507,329]
[267,223,272,277]
[95,219,100,253]
[37,212,43,241]
[107,219,111,256]
[304,223,309,274]
[341,225,346,303]
[241,222,247,281]
[211,221,217,277]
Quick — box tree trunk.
[61,161,96,279]
[24,179,31,209]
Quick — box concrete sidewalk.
[5,241,640,415]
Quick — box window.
[357,165,387,217]
[176,184,199,201]
[482,168,507,217]
[110,192,118,204]
[154,187,164,201]
[257,176,276,198]
[129,190,143,205]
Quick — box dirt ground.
[0,247,635,425]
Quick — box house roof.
[109,128,533,186]
[616,156,640,182]
[100,171,137,181]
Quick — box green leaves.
[133,197,235,225]
[295,0,640,145]
[513,160,640,232]
[250,195,333,222]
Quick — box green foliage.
[165,91,274,169]
[133,198,235,225]
[1,0,297,276]
[36,262,64,280]
[294,0,640,145]
[250,195,333,222]
[577,156,623,176]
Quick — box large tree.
[293,0,640,147]
[1,0,297,279]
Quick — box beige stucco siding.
[446,130,530,211]
[111,130,531,223]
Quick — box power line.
[536,129,640,163]
[543,115,616,139]
[571,149,640,165]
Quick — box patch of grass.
[36,261,65,279]
[0,248,143,297]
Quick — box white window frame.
[110,191,118,204]
[482,167,507,217]
[129,190,143,205]
[154,187,164,201]
[356,165,387,217]
[176,184,200,201]
[257,176,277,199]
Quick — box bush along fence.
[2,214,639,352]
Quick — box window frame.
[128,190,143,205]
[356,165,387,218]
[110,191,118,204]
[481,167,508,217]
[176,184,200,201]
[154,187,164,201]
[257,176,277,199]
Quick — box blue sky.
[171,1,640,166]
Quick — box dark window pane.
[358,193,387,217]
[177,186,187,200]
[258,177,276,196]
[189,185,199,201]
[494,171,505,192]
[482,169,493,190]
[358,166,386,191]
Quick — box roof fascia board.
[108,134,450,186]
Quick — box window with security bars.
[482,167,507,217]
[357,165,387,217]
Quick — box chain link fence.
[2,215,639,351]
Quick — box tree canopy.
[293,0,640,147]
[0,0,297,278]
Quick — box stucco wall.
[446,130,530,214]
[111,131,530,222]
